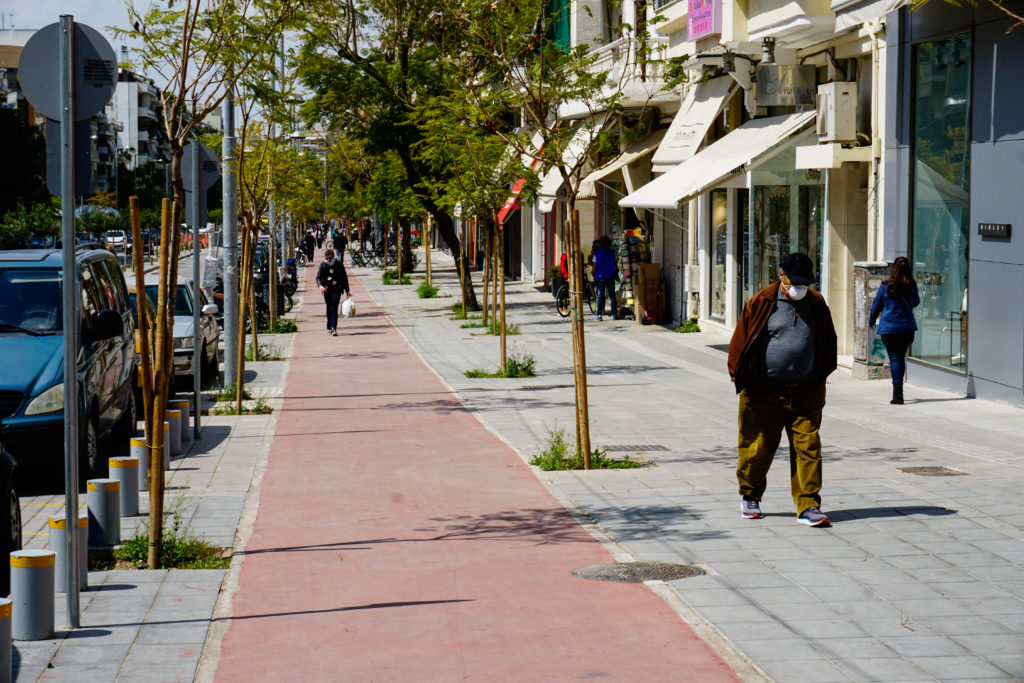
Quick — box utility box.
[683,264,700,293]
[852,261,891,380]
[816,82,858,144]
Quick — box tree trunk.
[425,215,432,288]
[481,229,491,326]
[490,227,498,336]
[568,206,592,468]
[236,221,251,416]
[147,197,172,570]
[498,223,507,370]
[431,211,478,311]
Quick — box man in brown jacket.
[727,253,837,527]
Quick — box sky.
[2,0,134,50]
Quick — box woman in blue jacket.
[869,256,920,405]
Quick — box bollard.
[86,479,121,547]
[0,597,10,679]
[10,550,55,640]
[47,514,88,592]
[168,398,192,443]
[131,437,148,492]
[109,457,139,517]
[166,409,182,457]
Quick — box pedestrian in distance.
[302,231,316,263]
[592,236,618,321]
[869,256,920,405]
[315,226,324,250]
[316,248,350,336]
[332,229,348,260]
[727,252,838,527]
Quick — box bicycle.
[293,248,308,268]
[555,279,595,318]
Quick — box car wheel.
[9,486,21,554]
[115,386,137,439]
[78,416,99,485]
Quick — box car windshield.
[0,269,62,333]
[143,284,193,317]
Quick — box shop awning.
[619,111,816,210]
[830,0,909,31]
[497,130,546,224]
[578,129,667,198]
[536,114,609,213]
[651,77,737,174]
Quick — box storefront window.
[751,139,824,294]
[910,34,971,371]
[603,181,623,237]
[710,189,728,321]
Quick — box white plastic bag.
[341,297,355,318]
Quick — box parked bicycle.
[555,279,595,318]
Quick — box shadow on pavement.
[828,506,957,522]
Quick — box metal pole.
[222,91,238,385]
[190,141,201,439]
[59,13,80,629]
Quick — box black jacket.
[332,234,348,253]
[316,259,350,294]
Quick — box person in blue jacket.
[869,256,920,405]
[592,236,618,320]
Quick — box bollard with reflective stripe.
[130,437,148,492]
[10,550,54,640]
[166,409,182,457]
[108,457,139,517]
[48,515,88,592]
[86,479,121,547]
[168,398,192,443]
[162,421,170,470]
[0,597,10,679]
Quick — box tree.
[0,200,60,249]
[438,0,665,466]
[296,0,481,310]
[115,0,299,569]
[0,109,47,217]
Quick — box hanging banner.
[688,0,722,40]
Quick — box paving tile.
[757,658,853,682]
[51,642,132,666]
[949,633,1024,658]
[787,618,867,639]
[876,635,972,657]
[909,654,1013,679]
[733,637,824,662]
[32,663,123,682]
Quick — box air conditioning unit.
[683,264,700,293]
[816,82,858,144]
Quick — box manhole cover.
[572,562,704,583]
[899,466,967,477]
[603,444,669,452]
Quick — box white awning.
[651,77,737,174]
[620,111,816,210]
[579,129,667,198]
[536,115,608,212]
[831,0,909,31]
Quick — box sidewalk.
[211,255,740,680]
[356,250,1024,682]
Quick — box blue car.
[0,249,137,485]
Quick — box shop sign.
[687,0,722,41]
[978,222,1010,238]
[756,65,816,106]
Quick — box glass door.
[710,189,728,321]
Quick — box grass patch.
[210,397,273,415]
[245,342,284,362]
[459,316,485,329]
[464,348,536,378]
[269,318,298,333]
[111,498,231,569]
[382,270,412,285]
[212,383,251,402]
[674,318,701,333]
[417,281,440,298]
[487,322,520,336]
[449,302,470,320]
[529,426,644,470]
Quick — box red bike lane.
[214,267,738,681]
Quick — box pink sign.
[688,0,722,40]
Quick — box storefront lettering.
[688,0,721,40]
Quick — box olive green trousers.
[736,378,826,515]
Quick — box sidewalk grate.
[573,561,704,583]
[519,384,573,391]
[603,444,670,452]
[899,466,968,477]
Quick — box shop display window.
[910,33,971,371]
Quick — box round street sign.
[183,143,221,190]
[18,22,117,122]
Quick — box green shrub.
[503,348,535,377]
[460,317,486,329]
[417,281,439,298]
[245,343,284,361]
[213,383,251,402]
[675,318,700,333]
[382,270,412,285]
[270,318,298,333]
[529,426,644,470]
[113,497,230,569]
[488,322,520,336]
[210,397,273,415]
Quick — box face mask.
[785,284,808,301]
[324,258,334,265]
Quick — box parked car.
[0,248,137,484]
[0,426,21,596]
[125,275,220,388]
[103,231,127,250]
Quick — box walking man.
[592,236,617,321]
[316,248,350,336]
[332,228,348,260]
[727,252,837,527]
